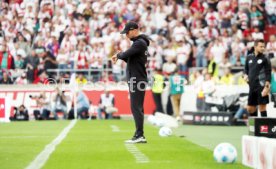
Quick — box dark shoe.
[125,136,147,144]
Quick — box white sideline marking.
[25,120,77,169]
[125,144,150,163]
[110,125,120,132]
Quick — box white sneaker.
[125,136,147,144]
[176,116,181,121]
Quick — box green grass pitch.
[0,120,250,169]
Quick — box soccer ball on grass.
[159,126,172,137]
[213,143,237,163]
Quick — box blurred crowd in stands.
[0,0,275,85]
[10,87,119,121]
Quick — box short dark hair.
[254,39,265,46]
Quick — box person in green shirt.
[250,5,264,31]
[169,68,186,119]
[14,53,25,69]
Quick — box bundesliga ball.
[159,127,172,137]
[213,143,237,163]
[147,115,156,125]
[155,118,165,127]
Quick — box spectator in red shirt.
[0,42,15,70]
[33,70,49,84]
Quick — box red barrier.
[0,90,156,116]
[0,98,5,118]
[84,90,155,115]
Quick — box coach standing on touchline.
[112,21,150,144]
[244,39,272,117]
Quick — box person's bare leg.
[259,104,267,117]
[247,105,257,117]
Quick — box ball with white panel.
[159,126,173,137]
[147,115,157,125]
[148,112,179,128]
[213,143,237,163]
[155,118,165,127]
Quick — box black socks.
[250,111,267,117]
[250,111,258,117]
[261,111,267,117]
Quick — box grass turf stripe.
[125,144,150,163]
[25,120,77,169]
[110,125,120,132]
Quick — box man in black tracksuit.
[244,39,271,117]
[112,21,150,143]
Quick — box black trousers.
[129,81,146,137]
[166,94,173,116]
[248,87,269,106]
[68,107,89,119]
[152,92,163,113]
[271,93,276,107]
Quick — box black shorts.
[248,88,269,106]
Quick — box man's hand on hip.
[261,82,271,97]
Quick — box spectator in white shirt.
[251,27,264,40]
[56,48,69,70]
[15,72,28,85]
[218,1,233,29]
[239,0,252,10]
[205,7,219,27]
[218,57,232,77]
[265,0,276,25]
[193,70,205,111]
[162,57,177,76]
[202,72,216,111]
[202,25,219,41]
[210,38,227,65]
[172,21,188,40]
[97,90,117,119]
[175,38,191,78]
[267,35,276,58]
[237,9,249,30]
[231,24,244,40]
[231,37,246,62]
[194,31,208,67]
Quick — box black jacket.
[244,52,271,89]
[0,78,13,84]
[117,34,150,81]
